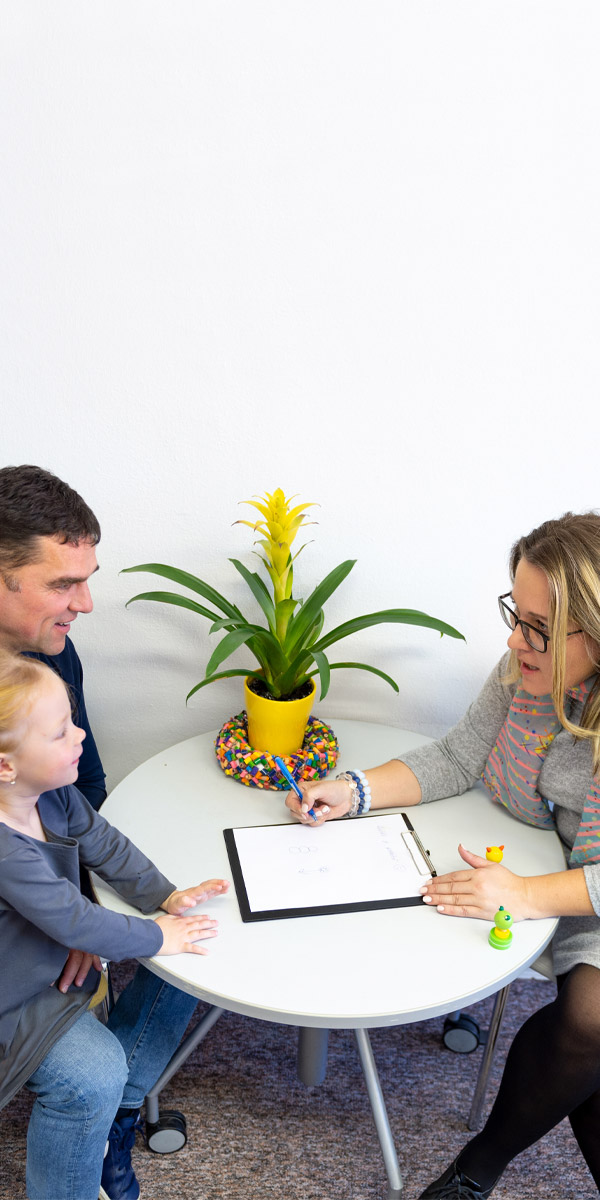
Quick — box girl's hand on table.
[420,843,529,922]
[285,778,352,825]
[162,879,229,915]
[155,912,219,955]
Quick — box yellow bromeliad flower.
[236,489,317,640]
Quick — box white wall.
[2,2,598,790]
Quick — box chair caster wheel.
[146,1109,187,1153]
[443,1013,483,1053]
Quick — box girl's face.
[7,673,86,796]
[508,558,597,695]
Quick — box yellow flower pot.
[244,678,316,757]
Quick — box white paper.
[230,815,432,914]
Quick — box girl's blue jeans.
[24,966,198,1200]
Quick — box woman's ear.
[0,754,17,784]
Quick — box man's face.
[0,536,98,655]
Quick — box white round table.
[93,720,565,1197]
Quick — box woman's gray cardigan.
[400,654,600,977]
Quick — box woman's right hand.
[154,912,218,955]
[286,777,352,825]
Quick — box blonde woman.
[287,513,600,1198]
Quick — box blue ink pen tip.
[274,756,317,821]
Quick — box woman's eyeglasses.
[498,594,582,654]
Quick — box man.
[0,464,106,809]
[0,465,199,1200]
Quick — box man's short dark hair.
[0,465,101,573]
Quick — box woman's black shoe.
[418,1157,498,1199]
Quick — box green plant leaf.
[273,596,297,643]
[205,624,288,678]
[275,646,319,697]
[275,598,298,621]
[312,609,465,653]
[309,649,331,700]
[125,591,222,623]
[281,605,324,658]
[304,607,325,648]
[245,628,289,676]
[186,668,263,702]
[205,628,261,677]
[327,661,400,691]
[209,616,248,633]
[242,639,271,682]
[285,559,356,657]
[122,563,243,620]
[229,558,276,632]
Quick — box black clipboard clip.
[401,813,437,877]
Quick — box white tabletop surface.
[93,720,566,1030]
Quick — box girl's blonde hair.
[0,653,53,755]
[507,512,600,770]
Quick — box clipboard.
[223,812,436,923]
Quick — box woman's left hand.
[420,844,529,921]
[163,879,229,915]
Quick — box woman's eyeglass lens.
[498,594,549,653]
[498,594,583,654]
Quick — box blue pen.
[274,756,317,822]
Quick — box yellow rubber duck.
[486,844,504,863]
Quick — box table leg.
[467,984,511,1131]
[297,1027,330,1086]
[145,1004,224,1124]
[354,1028,403,1199]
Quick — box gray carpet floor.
[1,963,597,1200]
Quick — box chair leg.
[467,984,511,1130]
[144,1004,224,1126]
[106,962,115,1011]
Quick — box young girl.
[287,512,600,1198]
[0,652,229,1200]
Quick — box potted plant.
[123,488,464,756]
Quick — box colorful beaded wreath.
[214,711,339,789]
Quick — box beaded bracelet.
[351,768,372,814]
[350,770,367,815]
[336,772,361,817]
[336,770,371,816]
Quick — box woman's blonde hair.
[0,653,53,755]
[507,512,600,770]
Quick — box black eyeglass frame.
[498,593,583,653]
